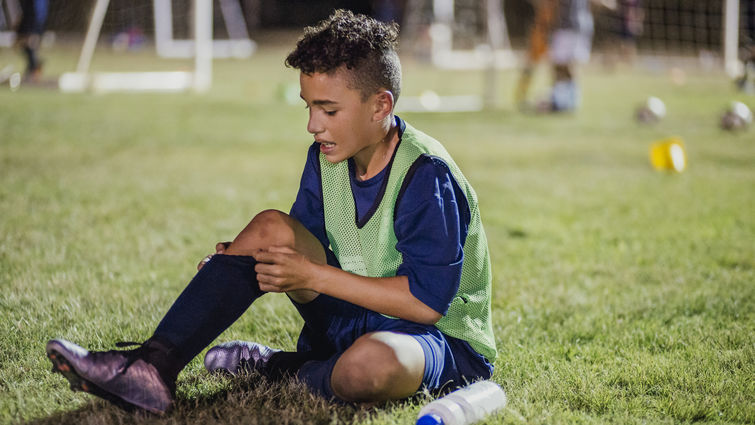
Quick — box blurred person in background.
[600,0,644,68]
[736,0,754,94]
[515,0,595,113]
[616,0,644,64]
[514,0,557,109]
[539,0,594,112]
[15,0,48,82]
[372,0,404,24]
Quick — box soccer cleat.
[46,339,175,414]
[204,341,280,376]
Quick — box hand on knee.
[226,209,293,256]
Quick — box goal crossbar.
[153,0,256,59]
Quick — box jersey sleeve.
[394,155,471,316]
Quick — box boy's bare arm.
[254,247,442,325]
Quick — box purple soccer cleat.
[204,341,280,376]
[46,338,175,414]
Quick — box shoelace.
[113,341,149,374]
[110,340,179,395]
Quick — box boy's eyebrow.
[300,94,338,106]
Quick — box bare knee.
[331,336,401,401]
[331,332,425,402]
[226,209,294,255]
[249,209,290,238]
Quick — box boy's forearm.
[309,264,442,325]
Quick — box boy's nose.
[307,119,323,135]
[306,110,324,135]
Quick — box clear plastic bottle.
[416,381,507,425]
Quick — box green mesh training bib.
[319,122,497,362]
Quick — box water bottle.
[416,381,507,425]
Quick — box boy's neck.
[353,118,399,181]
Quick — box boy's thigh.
[294,295,492,394]
[371,315,493,394]
[293,293,368,355]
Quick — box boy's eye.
[325,110,337,116]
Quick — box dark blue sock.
[153,254,262,367]
[296,355,341,402]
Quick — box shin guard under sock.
[153,254,262,368]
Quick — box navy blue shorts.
[292,293,493,394]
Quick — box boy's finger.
[254,250,284,264]
[267,245,296,254]
[254,251,271,263]
[197,255,212,271]
[215,241,231,253]
[255,265,284,281]
[254,262,275,275]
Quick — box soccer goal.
[399,0,517,112]
[408,0,516,70]
[59,0,256,93]
[154,0,255,59]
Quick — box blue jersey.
[289,116,470,315]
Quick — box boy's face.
[299,69,384,165]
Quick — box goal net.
[591,0,751,76]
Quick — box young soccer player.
[542,0,594,112]
[46,9,496,414]
[16,0,49,82]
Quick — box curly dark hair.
[285,9,402,102]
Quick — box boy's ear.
[372,90,395,120]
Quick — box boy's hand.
[197,242,232,271]
[254,246,317,293]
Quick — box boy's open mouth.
[318,141,336,154]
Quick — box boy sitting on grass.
[47,9,496,414]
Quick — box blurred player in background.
[601,0,644,68]
[514,0,557,109]
[515,0,595,113]
[616,0,643,64]
[736,0,754,94]
[15,0,48,82]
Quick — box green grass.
[1,36,753,424]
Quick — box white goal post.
[154,0,256,59]
[399,0,515,112]
[428,0,516,70]
[58,0,254,93]
[723,0,741,77]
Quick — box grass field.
[1,34,753,424]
